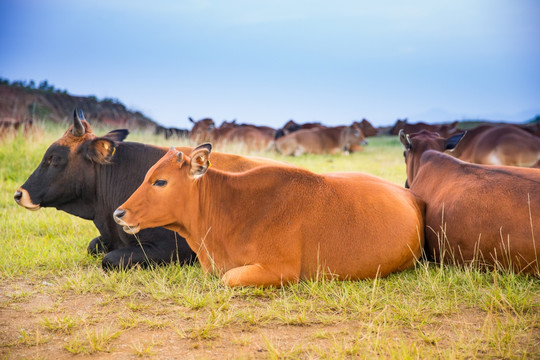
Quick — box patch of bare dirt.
[1,277,539,359]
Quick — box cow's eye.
[153,179,167,187]
[50,155,63,166]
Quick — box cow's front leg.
[221,264,299,287]
[101,241,196,270]
[87,236,109,255]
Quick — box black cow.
[15,109,196,269]
[155,125,189,140]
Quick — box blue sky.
[1,0,539,128]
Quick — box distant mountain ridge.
[0,80,158,129]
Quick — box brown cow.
[353,119,378,137]
[275,125,366,156]
[236,122,276,138]
[399,129,540,274]
[114,144,425,287]
[449,124,540,168]
[189,117,274,152]
[218,126,274,152]
[189,117,218,143]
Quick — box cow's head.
[14,109,128,217]
[399,129,465,188]
[354,119,378,137]
[343,124,367,149]
[390,118,407,135]
[114,143,212,235]
[189,117,215,144]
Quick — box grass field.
[0,124,539,359]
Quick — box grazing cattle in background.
[155,125,189,140]
[218,126,274,152]
[521,122,540,137]
[189,117,273,152]
[399,129,540,274]
[114,144,424,287]
[391,119,459,137]
[14,109,290,269]
[233,122,276,138]
[274,120,325,139]
[275,124,366,156]
[449,124,540,168]
[0,118,35,139]
[353,119,378,137]
[189,117,217,143]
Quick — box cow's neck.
[183,166,311,274]
[92,142,167,233]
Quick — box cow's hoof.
[101,253,122,271]
[87,237,108,255]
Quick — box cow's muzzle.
[113,208,140,234]
[14,188,40,211]
[14,191,22,203]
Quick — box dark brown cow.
[353,119,378,137]
[391,119,459,137]
[114,144,425,287]
[399,129,540,274]
[449,124,540,168]
[275,125,366,156]
[274,120,325,139]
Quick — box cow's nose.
[14,191,22,204]
[113,208,126,221]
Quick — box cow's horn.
[169,146,184,162]
[72,108,85,137]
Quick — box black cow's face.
[14,109,128,217]
[16,142,92,212]
[19,144,73,209]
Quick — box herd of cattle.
[13,109,540,286]
[168,116,540,167]
[187,117,373,155]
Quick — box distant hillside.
[0,79,158,129]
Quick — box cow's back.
[411,151,540,272]
[275,128,339,155]
[217,127,273,152]
[452,125,540,167]
[297,172,424,279]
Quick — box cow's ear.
[445,131,466,150]
[189,143,212,178]
[103,129,129,142]
[87,138,116,164]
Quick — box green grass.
[0,123,539,359]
